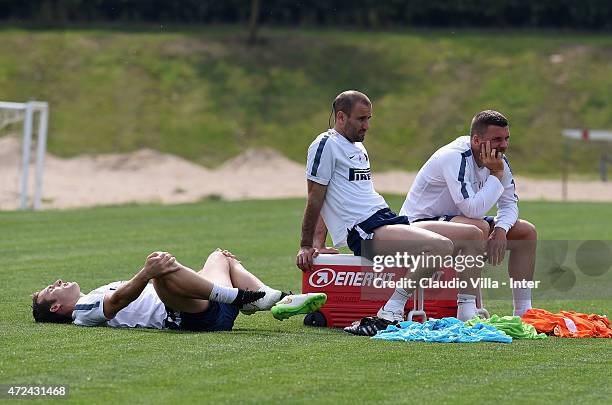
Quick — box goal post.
[561,128,612,200]
[562,129,612,142]
[0,101,49,210]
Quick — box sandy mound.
[2,135,612,210]
[215,148,307,200]
[0,136,22,167]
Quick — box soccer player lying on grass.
[32,249,327,331]
[399,110,537,317]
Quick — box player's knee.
[514,220,537,240]
[209,250,227,260]
[463,224,486,241]
[152,273,179,293]
[521,220,537,240]
[418,234,453,257]
[206,250,230,266]
[434,237,454,257]
[474,220,490,240]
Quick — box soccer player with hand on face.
[400,110,537,317]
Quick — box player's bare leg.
[197,250,235,287]
[209,249,327,319]
[215,250,282,313]
[223,254,266,291]
[412,221,486,320]
[373,224,454,305]
[373,223,454,258]
[448,216,537,283]
[451,217,537,315]
[372,224,454,322]
[449,216,491,239]
[506,219,537,280]
[507,219,537,315]
[151,251,263,313]
[412,221,484,296]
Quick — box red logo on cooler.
[308,267,396,288]
[309,268,336,287]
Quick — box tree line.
[1,0,611,29]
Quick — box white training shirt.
[306,129,388,247]
[400,136,519,232]
[72,282,167,329]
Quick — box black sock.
[231,289,266,306]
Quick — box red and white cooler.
[301,254,460,328]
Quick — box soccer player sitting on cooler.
[297,90,487,334]
[399,110,537,317]
[32,249,326,331]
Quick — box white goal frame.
[561,128,612,200]
[562,128,612,142]
[0,101,49,210]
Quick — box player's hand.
[296,246,319,272]
[216,248,238,260]
[480,141,504,175]
[486,228,507,265]
[317,247,340,254]
[144,252,180,279]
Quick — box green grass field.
[1,197,611,404]
[1,26,612,175]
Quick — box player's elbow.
[307,191,326,208]
[102,304,119,320]
[103,295,126,320]
[459,204,487,220]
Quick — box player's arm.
[312,215,339,254]
[103,252,179,319]
[494,157,519,232]
[442,143,505,218]
[297,181,328,271]
[299,135,335,270]
[312,215,327,248]
[486,158,519,265]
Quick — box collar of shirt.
[329,128,354,145]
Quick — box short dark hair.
[470,110,509,137]
[333,90,371,118]
[31,292,72,324]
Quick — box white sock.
[457,294,477,321]
[512,287,532,317]
[242,285,282,311]
[383,288,413,313]
[209,284,238,304]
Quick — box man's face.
[474,125,510,154]
[340,102,372,143]
[36,279,81,314]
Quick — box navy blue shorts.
[166,302,239,332]
[412,215,495,228]
[347,208,410,256]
